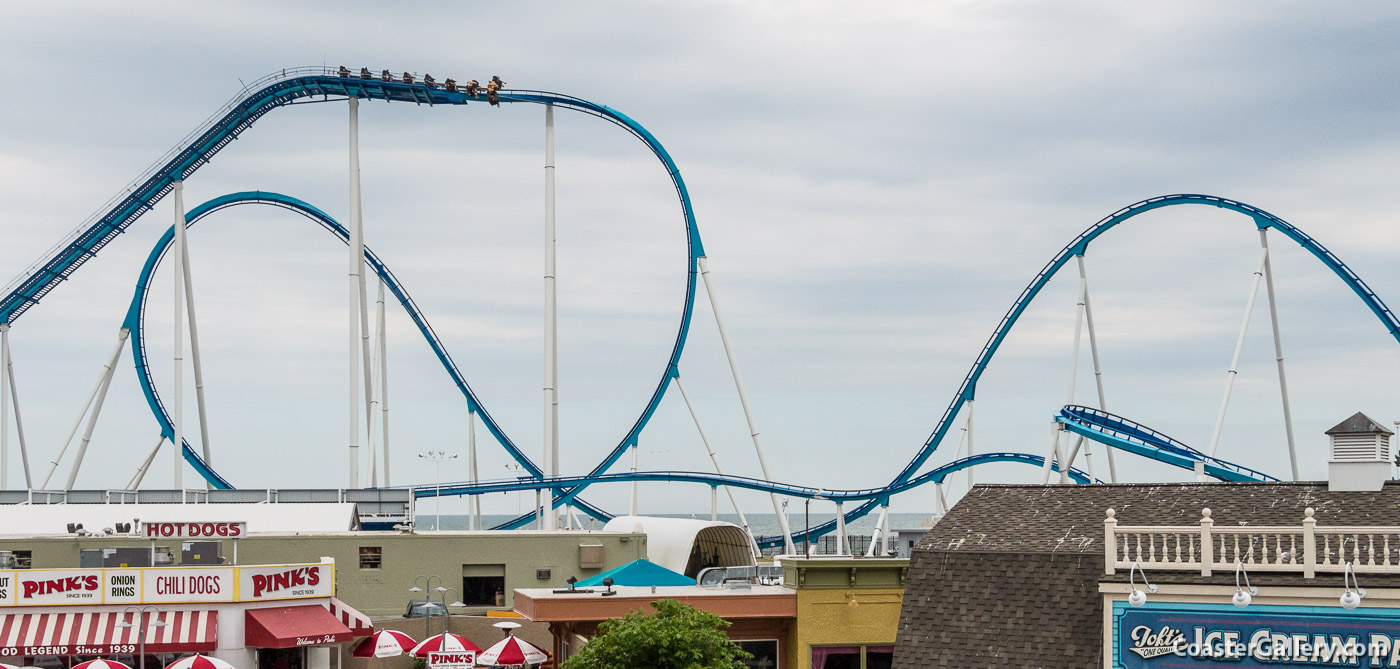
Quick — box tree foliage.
[561,599,752,669]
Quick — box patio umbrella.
[353,630,419,658]
[165,655,237,669]
[0,663,32,669]
[410,632,482,658]
[72,661,134,669]
[476,636,548,667]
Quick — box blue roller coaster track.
[4,67,1398,548]
[1056,405,1278,483]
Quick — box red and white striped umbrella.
[476,636,548,667]
[353,629,419,658]
[73,661,133,669]
[410,632,482,658]
[164,655,236,669]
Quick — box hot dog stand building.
[0,556,372,669]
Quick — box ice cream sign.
[1114,602,1400,667]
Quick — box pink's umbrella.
[164,656,237,669]
[352,630,419,658]
[72,661,134,669]
[476,636,549,667]
[410,633,482,658]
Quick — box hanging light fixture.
[1233,562,1257,608]
[1128,563,1157,607]
[1341,562,1366,610]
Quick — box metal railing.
[1104,507,1400,577]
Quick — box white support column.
[180,236,213,489]
[935,483,949,516]
[4,335,32,488]
[710,487,718,521]
[697,255,795,554]
[1258,229,1300,481]
[1208,247,1270,457]
[125,437,165,490]
[628,442,639,517]
[468,409,480,530]
[834,502,847,556]
[865,506,888,557]
[347,97,363,489]
[0,323,8,489]
[880,503,891,555]
[172,181,186,490]
[66,330,126,490]
[1077,255,1117,482]
[1063,257,1095,481]
[1041,421,1064,484]
[366,312,379,488]
[674,376,750,528]
[965,400,975,491]
[377,279,391,486]
[41,329,129,489]
[542,103,559,530]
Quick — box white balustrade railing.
[1104,507,1400,577]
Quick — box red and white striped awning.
[0,610,217,657]
[327,598,372,637]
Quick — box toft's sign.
[1114,602,1400,667]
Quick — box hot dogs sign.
[0,562,333,606]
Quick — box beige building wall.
[0,530,647,617]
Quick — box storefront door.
[257,647,305,669]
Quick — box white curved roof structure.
[603,515,755,577]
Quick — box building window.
[358,547,382,569]
[811,645,892,669]
[462,564,507,606]
[13,550,30,569]
[736,640,778,669]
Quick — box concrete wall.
[0,531,647,616]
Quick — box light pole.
[431,586,466,640]
[419,451,457,530]
[116,605,167,669]
[410,575,443,640]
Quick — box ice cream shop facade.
[0,558,371,669]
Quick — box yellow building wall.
[785,558,907,669]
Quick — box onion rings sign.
[142,521,245,539]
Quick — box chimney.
[1326,411,1393,492]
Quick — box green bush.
[561,599,752,669]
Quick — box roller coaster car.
[338,66,350,78]
[360,67,372,80]
[402,72,414,85]
[381,69,392,83]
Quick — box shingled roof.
[894,481,1400,668]
[917,480,1400,555]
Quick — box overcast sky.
[1,1,1399,518]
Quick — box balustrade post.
[1303,507,1316,579]
[1104,508,1117,575]
[1200,508,1213,576]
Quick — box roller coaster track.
[6,68,1397,547]
[1056,405,1278,483]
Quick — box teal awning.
[576,559,697,587]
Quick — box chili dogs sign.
[1115,602,1400,667]
[0,562,332,606]
[142,521,245,539]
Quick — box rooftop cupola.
[1326,411,1393,491]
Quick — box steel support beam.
[1208,247,1270,458]
[1259,229,1300,481]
